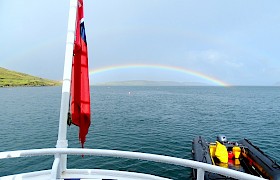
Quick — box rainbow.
[89,64,230,87]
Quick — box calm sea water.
[0,86,279,179]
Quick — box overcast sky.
[1,0,280,86]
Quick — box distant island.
[95,80,209,86]
[0,67,60,87]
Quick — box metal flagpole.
[56,0,78,175]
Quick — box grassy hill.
[0,67,60,87]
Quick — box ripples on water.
[0,86,279,179]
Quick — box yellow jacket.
[215,141,228,163]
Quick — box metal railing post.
[51,155,61,179]
[197,168,205,180]
[56,0,78,173]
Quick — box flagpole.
[56,0,78,175]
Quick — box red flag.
[71,0,91,148]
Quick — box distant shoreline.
[93,80,280,87]
[94,80,209,86]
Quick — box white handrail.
[0,148,264,180]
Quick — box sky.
[1,0,280,86]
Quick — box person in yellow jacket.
[215,135,228,164]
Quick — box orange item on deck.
[233,146,241,159]
[228,151,234,159]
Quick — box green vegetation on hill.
[0,67,60,87]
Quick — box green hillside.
[0,67,60,87]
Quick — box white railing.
[0,148,264,180]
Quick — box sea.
[0,86,279,179]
